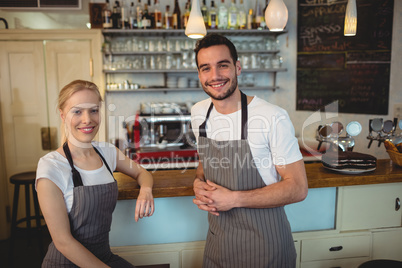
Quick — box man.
[191,34,308,268]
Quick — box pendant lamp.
[185,0,207,39]
[344,0,357,36]
[265,0,288,32]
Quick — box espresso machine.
[125,102,198,170]
[367,118,402,148]
[316,121,362,152]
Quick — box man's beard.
[202,75,238,101]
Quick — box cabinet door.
[372,228,402,261]
[300,257,369,268]
[44,40,92,146]
[0,40,93,175]
[0,41,48,176]
[301,234,371,262]
[181,248,204,268]
[338,183,402,231]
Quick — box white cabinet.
[300,257,369,268]
[338,183,402,231]
[372,228,402,261]
[296,182,402,268]
[301,234,371,262]
[0,41,49,175]
[181,248,204,268]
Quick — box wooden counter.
[115,159,402,200]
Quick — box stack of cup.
[167,76,178,88]
[178,77,189,88]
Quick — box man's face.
[197,45,241,101]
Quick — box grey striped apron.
[198,92,296,268]
[42,143,134,268]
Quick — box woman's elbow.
[52,235,74,253]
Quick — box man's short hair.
[194,34,238,68]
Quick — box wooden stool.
[358,259,402,268]
[9,171,45,264]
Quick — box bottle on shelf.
[172,0,181,29]
[238,0,246,29]
[102,0,113,29]
[135,0,143,28]
[208,0,218,29]
[112,1,122,29]
[120,0,129,29]
[254,0,264,29]
[218,0,228,30]
[148,0,155,29]
[201,0,209,28]
[228,0,238,29]
[260,0,268,29]
[154,0,162,29]
[182,0,190,29]
[141,2,152,29]
[247,8,253,29]
[164,5,173,29]
[129,2,137,29]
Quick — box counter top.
[115,159,402,200]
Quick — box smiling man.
[191,34,308,268]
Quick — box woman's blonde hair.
[58,80,103,144]
[58,80,102,111]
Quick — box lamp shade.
[265,0,288,32]
[185,0,207,39]
[344,0,357,36]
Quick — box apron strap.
[199,102,214,138]
[199,91,248,140]
[63,142,115,188]
[240,91,248,140]
[92,146,114,177]
[63,142,84,187]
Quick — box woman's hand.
[115,147,155,221]
[135,186,154,222]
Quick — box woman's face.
[60,89,100,147]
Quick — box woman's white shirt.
[36,141,117,213]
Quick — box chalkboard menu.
[297,0,394,114]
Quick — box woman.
[36,80,154,267]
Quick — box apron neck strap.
[240,91,248,140]
[63,142,114,188]
[63,142,83,187]
[92,146,114,176]
[199,91,248,140]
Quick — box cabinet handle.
[329,246,343,251]
[396,197,401,211]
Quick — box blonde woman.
[36,80,154,267]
